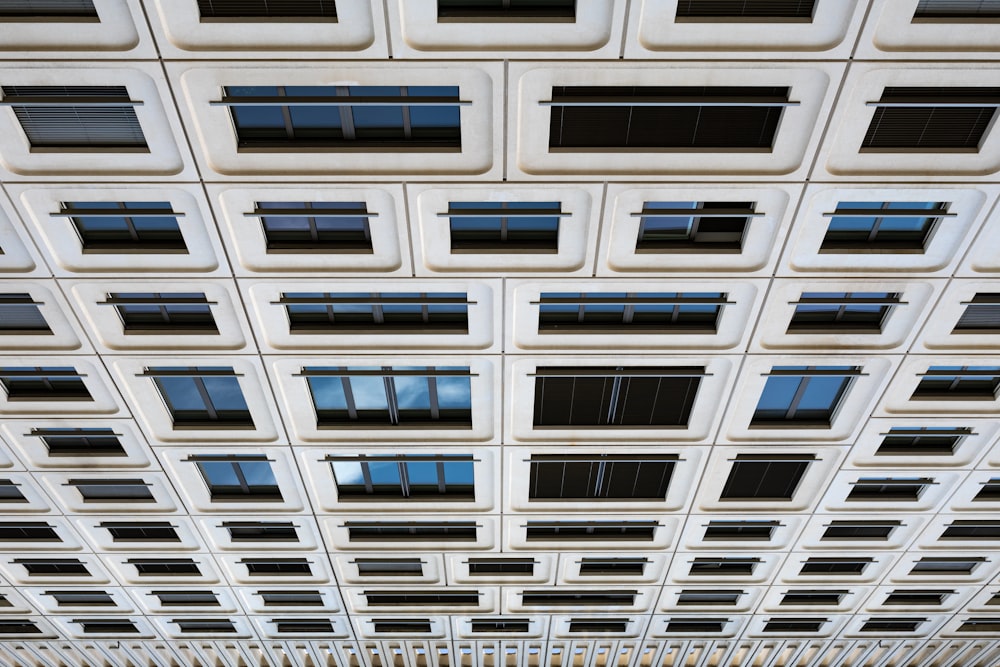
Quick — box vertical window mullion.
[192,377,218,420]
[233,462,250,495]
[606,374,623,425]
[427,375,440,420]
[398,461,410,497]
[400,86,412,140]
[785,375,812,419]
[384,373,400,425]
[360,460,375,495]
[436,461,447,495]
[337,86,355,140]
[340,375,358,421]
[277,86,295,140]
[372,293,384,324]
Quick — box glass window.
[467,558,536,575]
[305,366,472,427]
[0,481,27,503]
[676,590,744,606]
[719,454,813,500]
[330,454,474,499]
[153,591,219,606]
[877,426,971,455]
[437,0,575,20]
[69,478,154,502]
[533,366,703,427]
[538,292,726,331]
[751,366,857,427]
[62,201,186,253]
[254,201,373,252]
[16,558,89,575]
[676,0,815,19]
[703,521,780,541]
[955,293,1000,331]
[0,0,97,18]
[0,366,90,401]
[787,292,898,332]
[224,86,462,149]
[223,521,298,542]
[1,85,145,149]
[884,590,951,605]
[194,456,281,501]
[48,591,115,606]
[822,521,900,540]
[688,558,760,576]
[355,559,424,576]
[915,0,1000,19]
[578,558,647,576]
[0,522,59,541]
[527,454,677,500]
[241,559,311,576]
[821,201,947,252]
[448,202,561,252]
[149,367,253,427]
[910,558,983,574]
[129,559,201,576]
[863,88,1000,151]
[548,87,789,150]
[525,521,658,541]
[109,293,216,333]
[282,292,469,332]
[35,428,126,457]
[346,521,477,541]
[847,477,933,501]
[259,590,324,606]
[101,522,178,541]
[912,366,1000,400]
[197,0,336,18]
[0,294,49,334]
[636,201,754,252]
[799,558,872,575]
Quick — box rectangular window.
[525,521,658,541]
[107,293,217,334]
[0,0,98,19]
[60,202,186,254]
[780,591,848,606]
[437,0,575,20]
[940,521,1000,539]
[259,590,324,606]
[0,620,41,634]
[147,367,253,428]
[914,0,1000,19]
[222,86,462,150]
[822,521,900,540]
[975,479,1000,501]
[447,202,562,253]
[862,87,999,151]
[78,620,139,634]
[193,456,281,501]
[223,521,298,542]
[330,454,474,499]
[676,590,744,606]
[469,620,531,633]
[197,0,337,19]
[578,558,648,576]
[467,558,535,576]
[272,619,336,634]
[364,591,480,606]
[957,618,1000,632]
[520,591,636,606]
[371,620,432,634]
[281,292,469,333]
[820,201,948,253]
[787,292,899,333]
[2,85,146,149]
[954,293,1000,332]
[538,292,727,332]
[69,478,154,502]
[129,559,201,576]
[0,595,10,608]
[253,202,373,253]
[34,428,126,457]
[533,366,703,428]
[101,522,178,542]
[703,520,780,541]
[0,481,26,503]
[688,558,760,576]
[799,558,872,575]
[751,366,857,428]
[719,454,813,500]
[0,294,49,334]
[528,454,677,500]
[153,591,219,607]
[241,559,312,576]
[0,522,59,541]
[665,619,729,633]
[345,521,477,541]
[47,591,115,606]
[305,366,472,427]
[877,426,971,455]
[355,559,425,576]
[174,619,236,634]
[569,619,630,633]
[859,618,925,632]
[909,558,984,574]
[16,558,89,576]
[847,477,933,502]
[763,618,827,633]
[0,367,90,401]
[547,87,791,150]
[676,0,815,20]
[884,590,952,606]
[635,201,755,253]
[912,366,1000,400]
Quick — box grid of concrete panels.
[2,1,1000,666]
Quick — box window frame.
[146,367,254,429]
[819,201,950,253]
[634,201,759,253]
[105,292,217,334]
[750,366,859,428]
[328,453,475,500]
[446,201,564,253]
[537,292,729,333]
[786,292,900,333]
[280,291,470,333]
[0,366,91,402]
[0,293,50,334]
[59,202,187,254]
[527,453,678,501]
[192,455,282,502]
[861,87,1000,152]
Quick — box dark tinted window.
[863,87,999,151]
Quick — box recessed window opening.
[884,590,952,606]
[253,202,373,253]
[528,454,677,500]
[954,293,1000,332]
[467,558,535,575]
[329,454,474,499]
[193,456,281,501]
[910,557,985,574]
[525,521,658,541]
[912,366,1000,400]
[222,86,463,150]
[914,0,1000,20]
[69,478,154,502]
[780,591,848,606]
[0,0,98,19]
[862,87,1000,151]
[0,522,59,541]
[578,558,648,575]
[281,292,470,332]
[153,591,220,606]
[241,558,312,576]
[846,477,933,501]
[570,619,630,633]
[107,293,216,334]
[0,367,91,401]
[520,590,636,606]
[305,366,472,427]
[60,202,186,253]
[635,201,756,253]
[703,520,781,541]
[820,201,949,253]
[799,558,872,575]
[0,481,27,503]
[33,428,126,457]
[0,294,50,334]
[676,0,816,21]
[345,521,477,541]
[17,558,89,576]
[676,590,744,606]
[787,292,899,332]
[719,454,813,500]
[258,591,324,606]
[688,558,760,576]
[538,292,727,332]
[129,559,201,576]
[751,366,857,428]
[877,426,970,455]
[940,521,1000,539]
[2,85,145,149]
[822,521,901,540]
[447,202,562,253]
[355,559,425,576]
[197,0,337,19]
[437,0,576,21]
[222,521,298,542]
[147,367,253,428]
[469,619,531,633]
[47,591,115,606]
[101,522,178,541]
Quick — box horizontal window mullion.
[764,368,864,377]
[0,370,83,378]
[866,100,1000,107]
[527,455,680,463]
[54,209,183,218]
[326,455,475,463]
[531,367,708,378]
[792,297,903,305]
[918,369,1000,377]
[822,209,954,217]
[441,209,570,218]
[213,96,469,107]
[99,297,213,306]
[246,209,375,218]
[0,98,141,107]
[276,296,471,306]
[298,368,473,378]
[535,296,732,306]
[542,97,798,107]
[633,209,762,217]
[139,369,240,378]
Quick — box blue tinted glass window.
[449,202,561,252]
[330,455,475,498]
[637,201,752,251]
[65,201,184,252]
[150,368,253,427]
[196,458,281,500]
[538,292,724,331]
[282,292,469,331]
[752,367,855,427]
[822,201,946,251]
